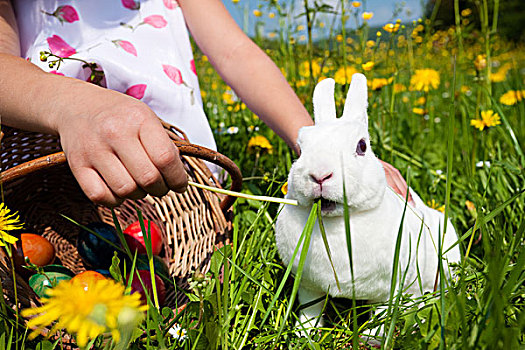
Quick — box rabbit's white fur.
[275,74,461,333]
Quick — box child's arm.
[0,0,188,207]
[179,0,314,155]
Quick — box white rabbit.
[275,74,461,336]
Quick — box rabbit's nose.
[310,173,333,185]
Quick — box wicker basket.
[0,121,242,314]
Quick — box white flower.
[226,126,239,134]
[435,169,443,175]
[168,324,187,341]
[476,161,491,168]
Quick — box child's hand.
[56,84,188,207]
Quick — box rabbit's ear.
[313,78,336,124]
[342,73,368,124]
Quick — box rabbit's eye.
[356,139,367,156]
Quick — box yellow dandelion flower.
[222,91,235,105]
[248,135,273,153]
[500,90,523,106]
[383,23,400,33]
[376,31,382,37]
[490,63,512,83]
[470,110,501,131]
[22,278,147,347]
[232,0,239,3]
[460,86,471,94]
[368,77,391,90]
[281,182,288,195]
[465,200,476,211]
[0,203,22,246]
[318,21,325,28]
[474,54,486,71]
[427,199,445,213]
[366,40,375,48]
[362,12,373,20]
[461,8,472,16]
[415,96,426,105]
[470,119,486,131]
[402,96,410,103]
[481,110,501,128]
[268,12,275,19]
[336,34,343,42]
[352,1,361,8]
[253,9,262,17]
[334,66,358,85]
[393,83,406,93]
[410,69,440,92]
[412,107,426,115]
[361,61,374,71]
[297,25,305,31]
[299,60,321,78]
[415,36,423,44]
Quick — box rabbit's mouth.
[320,198,338,214]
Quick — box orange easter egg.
[71,270,106,290]
[19,233,56,267]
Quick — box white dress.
[13,0,217,152]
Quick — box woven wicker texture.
[0,122,241,313]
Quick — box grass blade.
[316,202,341,292]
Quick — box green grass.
[2,0,525,349]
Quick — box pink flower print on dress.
[47,35,76,58]
[162,64,184,85]
[122,0,140,10]
[125,84,147,100]
[112,40,137,56]
[43,5,79,24]
[49,70,65,76]
[190,59,197,76]
[163,0,179,9]
[142,15,168,28]
[163,64,195,104]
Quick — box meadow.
[1,0,524,349]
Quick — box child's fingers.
[70,165,125,207]
[111,138,171,198]
[90,152,152,200]
[139,122,188,194]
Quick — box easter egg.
[71,270,106,291]
[123,220,163,256]
[77,222,121,269]
[136,254,170,279]
[16,233,55,267]
[29,264,74,298]
[129,269,166,305]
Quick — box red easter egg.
[71,270,106,291]
[123,220,163,255]
[18,233,56,267]
[129,270,166,305]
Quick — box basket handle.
[0,142,242,213]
